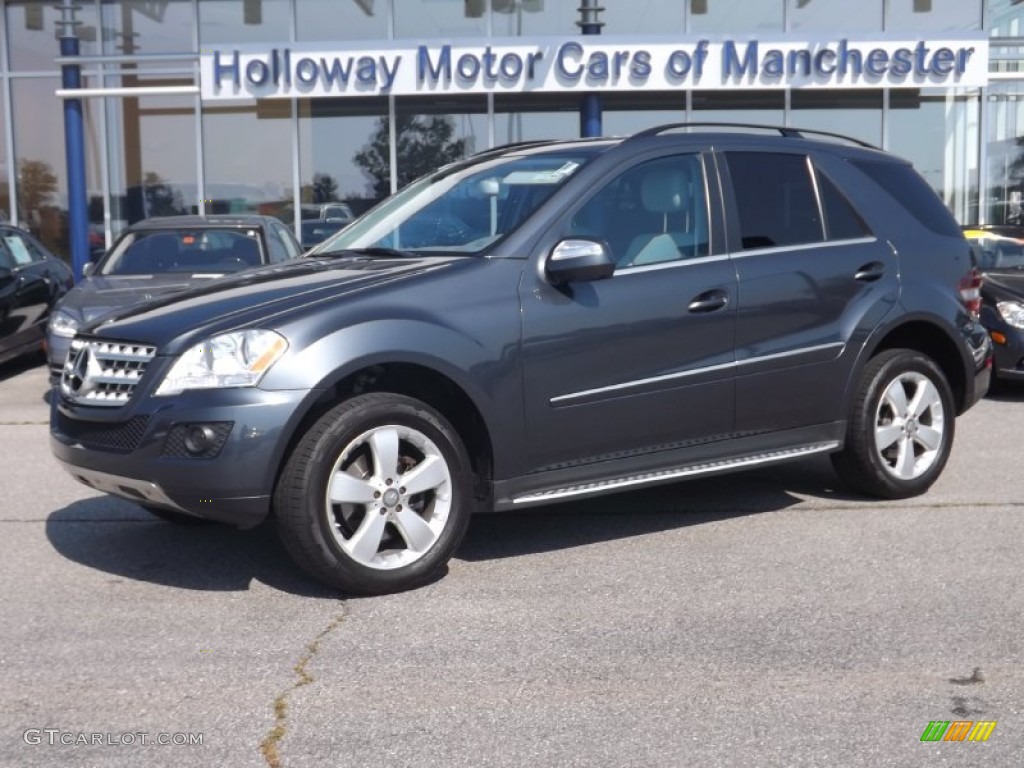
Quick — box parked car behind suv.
[50,124,991,595]
[46,214,303,380]
[0,224,73,366]
[962,225,1024,386]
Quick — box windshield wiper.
[316,246,420,259]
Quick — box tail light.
[958,267,982,317]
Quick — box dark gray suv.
[50,124,991,595]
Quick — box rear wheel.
[274,393,473,595]
[832,349,955,499]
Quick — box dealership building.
[1,0,1023,269]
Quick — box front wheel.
[832,349,955,499]
[274,393,474,595]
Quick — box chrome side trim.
[550,341,845,405]
[730,236,876,258]
[615,253,732,274]
[60,464,188,513]
[512,441,840,505]
[735,341,845,369]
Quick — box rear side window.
[816,170,872,241]
[725,152,823,250]
[852,159,961,237]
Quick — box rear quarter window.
[852,159,961,238]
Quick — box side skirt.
[492,422,845,510]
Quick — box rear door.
[719,149,899,433]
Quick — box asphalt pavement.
[2,353,1022,767]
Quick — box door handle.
[854,261,886,282]
[688,290,729,313]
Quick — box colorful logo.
[920,721,997,742]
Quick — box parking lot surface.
[2,353,1022,767]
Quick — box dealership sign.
[199,34,988,101]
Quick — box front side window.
[567,154,709,268]
[315,148,598,256]
[726,152,823,250]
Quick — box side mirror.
[545,239,615,285]
[82,262,95,277]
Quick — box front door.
[520,152,738,474]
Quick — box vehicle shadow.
[45,497,338,599]
[457,455,861,561]
[45,457,861,593]
[0,349,46,382]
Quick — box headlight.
[997,301,1024,329]
[48,309,80,338]
[155,330,288,396]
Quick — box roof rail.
[628,122,878,149]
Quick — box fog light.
[184,425,217,455]
[991,331,1007,345]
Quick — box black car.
[0,224,73,366]
[46,215,303,380]
[51,124,990,595]
[963,225,1024,385]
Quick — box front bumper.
[50,384,313,528]
[988,328,1024,381]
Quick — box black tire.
[832,348,956,499]
[273,393,474,595]
[141,505,210,526]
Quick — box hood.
[84,255,466,353]
[981,269,1024,300]
[60,274,205,323]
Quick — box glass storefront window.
[297,97,388,244]
[392,97,487,190]
[394,0,487,39]
[198,0,291,45]
[889,88,980,224]
[297,0,388,41]
[790,90,883,147]
[602,93,686,136]
[104,85,197,235]
[493,94,578,144]
[691,91,785,127]
[12,78,100,261]
[602,3,684,35]
[6,0,100,71]
[884,0,982,31]
[789,0,882,32]
[985,84,1024,226]
[100,0,194,56]
[0,84,8,222]
[201,100,293,219]
[689,0,784,34]
[489,1,569,37]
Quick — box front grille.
[54,412,150,452]
[60,338,157,407]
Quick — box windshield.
[964,231,1024,270]
[99,229,264,276]
[313,149,596,256]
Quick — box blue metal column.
[58,7,89,281]
[577,1,603,138]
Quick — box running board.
[511,441,840,506]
